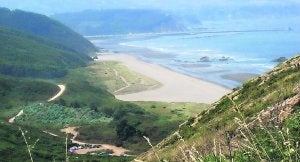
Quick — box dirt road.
[48,84,66,102]
[61,127,129,156]
[8,84,66,123]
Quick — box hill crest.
[0,7,97,55]
[137,55,300,161]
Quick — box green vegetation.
[0,10,199,157]
[55,68,172,152]
[0,122,133,162]
[199,106,300,161]
[187,56,300,137]
[0,26,91,78]
[0,7,97,55]
[235,113,300,161]
[137,55,300,161]
[10,66,207,155]
[53,62,207,153]
[16,103,112,127]
[0,122,66,162]
[56,67,115,107]
[0,9,140,161]
[87,61,161,95]
[134,101,208,122]
[0,76,58,118]
[2,12,297,161]
[2,10,297,160]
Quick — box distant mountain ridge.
[0,7,97,55]
[52,9,186,35]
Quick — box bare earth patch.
[61,127,129,156]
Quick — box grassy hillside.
[42,67,207,153]
[0,9,205,159]
[0,7,97,55]
[0,122,134,162]
[87,61,161,95]
[137,55,300,161]
[0,76,58,118]
[0,8,186,161]
[0,122,66,162]
[16,103,112,127]
[0,26,91,78]
[4,62,207,157]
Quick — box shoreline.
[96,53,231,104]
[221,73,259,83]
[154,62,232,90]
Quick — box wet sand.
[221,73,259,83]
[97,54,231,104]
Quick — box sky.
[0,0,300,15]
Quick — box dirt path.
[61,127,129,156]
[113,69,131,93]
[48,84,66,102]
[8,84,66,123]
[8,110,24,123]
[74,144,129,155]
[61,127,79,142]
[43,130,59,137]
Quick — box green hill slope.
[0,76,58,119]
[0,24,134,161]
[0,26,91,78]
[0,122,133,162]
[0,7,97,55]
[0,122,66,162]
[137,55,300,161]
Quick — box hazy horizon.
[1,0,300,15]
[1,0,299,88]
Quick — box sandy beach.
[97,54,230,103]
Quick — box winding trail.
[43,131,59,137]
[8,84,128,156]
[48,84,66,102]
[8,84,66,123]
[61,127,129,156]
[8,110,24,123]
[113,69,131,93]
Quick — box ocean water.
[91,20,300,89]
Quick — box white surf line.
[8,110,24,123]
[48,84,66,102]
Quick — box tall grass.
[140,97,299,162]
[19,127,37,162]
[180,100,299,161]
